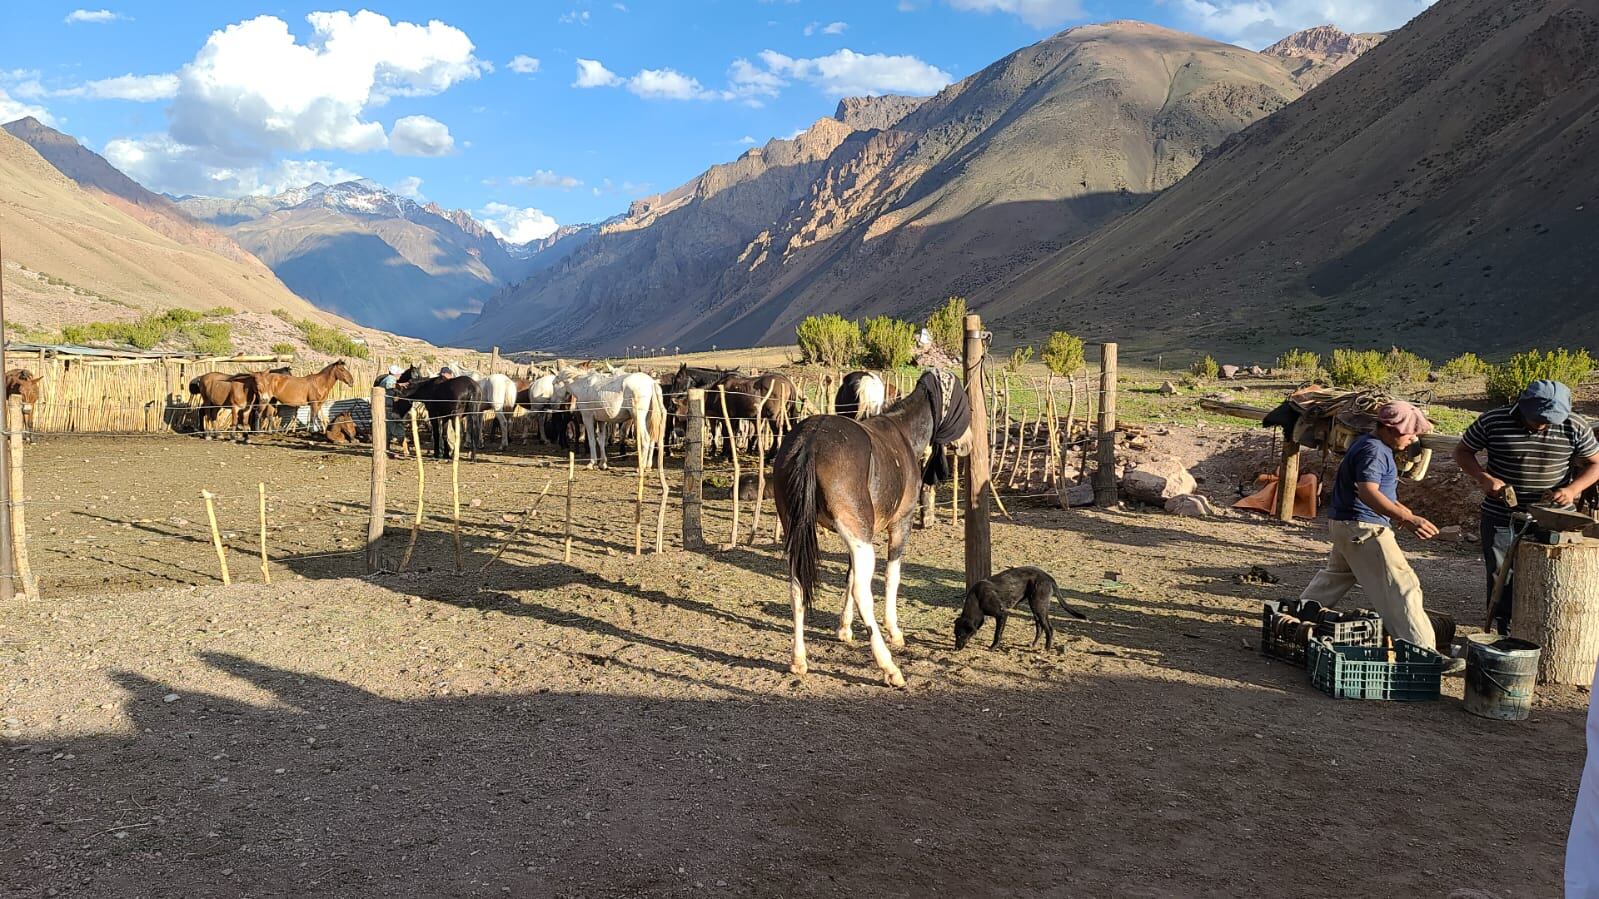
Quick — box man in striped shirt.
[1453,379,1599,633]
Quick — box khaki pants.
[1299,519,1436,651]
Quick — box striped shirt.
[1460,405,1599,521]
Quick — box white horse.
[476,373,520,449]
[518,372,558,444]
[564,370,666,470]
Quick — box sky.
[0,0,1433,243]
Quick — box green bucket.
[1463,634,1541,721]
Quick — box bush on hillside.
[1487,349,1594,404]
[1041,331,1085,377]
[61,308,229,352]
[270,342,297,358]
[795,314,862,368]
[1438,352,1491,380]
[1329,349,1390,388]
[860,315,917,369]
[1384,347,1432,384]
[1007,345,1034,374]
[1276,348,1320,374]
[1191,355,1220,381]
[924,296,966,359]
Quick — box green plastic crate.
[1307,638,1444,701]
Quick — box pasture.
[1,425,1588,896]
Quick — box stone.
[1158,380,1178,396]
[1220,364,1241,380]
[1061,483,1095,507]
[1165,494,1217,517]
[1122,457,1198,504]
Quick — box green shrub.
[1276,348,1320,373]
[795,314,862,368]
[1041,331,1085,376]
[1384,347,1432,384]
[1329,349,1390,387]
[924,296,966,359]
[62,308,218,350]
[1190,355,1220,381]
[203,305,235,318]
[1438,352,1491,380]
[860,315,917,369]
[1007,345,1034,374]
[298,321,369,359]
[270,342,297,357]
[1487,349,1595,404]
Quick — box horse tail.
[187,377,202,398]
[779,435,821,608]
[649,385,666,450]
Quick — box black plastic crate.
[1260,600,1383,666]
[1307,638,1445,701]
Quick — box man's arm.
[1550,454,1599,506]
[1356,481,1439,539]
[1453,442,1506,498]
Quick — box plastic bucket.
[1463,634,1541,720]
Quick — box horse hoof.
[885,670,907,689]
[889,633,906,650]
[836,629,854,644]
[790,661,808,676]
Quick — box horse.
[246,360,355,435]
[772,369,974,687]
[516,373,558,444]
[187,366,290,439]
[373,365,421,389]
[476,373,520,449]
[5,369,43,437]
[834,371,888,419]
[392,376,482,461]
[561,369,667,470]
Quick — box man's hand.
[1480,475,1507,498]
[1404,515,1440,540]
[1549,485,1584,506]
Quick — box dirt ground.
[1,429,1590,898]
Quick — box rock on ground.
[1122,457,1198,504]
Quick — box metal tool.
[1484,512,1533,632]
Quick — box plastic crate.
[1307,638,1445,701]
[1260,600,1383,667]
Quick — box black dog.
[954,566,1088,651]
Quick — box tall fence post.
[366,386,386,572]
[963,314,992,587]
[1275,439,1301,522]
[682,388,706,550]
[6,396,35,599]
[1094,342,1119,507]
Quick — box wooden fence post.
[201,489,230,585]
[5,397,35,599]
[490,346,500,376]
[963,314,992,587]
[719,383,740,547]
[564,451,575,564]
[918,448,935,529]
[258,482,270,584]
[1275,439,1301,522]
[450,420,463,573]
[682,389,706,550]
[1094,342,1119,507]
[750,383,774,543]
[398,409,425,573]
[367,386,386,572]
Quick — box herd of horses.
[180,357,967,686]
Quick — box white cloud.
[0,87,54,125]
[478,202,559,243]
[55,73,178,101]
[168,11,486,158]
[613,2,629,10]
[947,0,1085,28]
[103,134,364,197]
[728,58,785,99]
[559,10,591,24]
[508,54,541,74]
[509,169,583,189]
[393,176,426,199]
[758,49,952,97]
[626,68,716,101]
[1175,0,1434,48]
[737,135,757,144]
[573,58,622,88]
[805,21,848,36]
[389,115,455,156]
[65,9,125,24]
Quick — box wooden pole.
[682,389,705,551]
[634,449,646,557]
[5,397,34,599]
[963,314,992,588]
[490,346,500,376]
[563,451,575,564]
[201,489,230,585]
[919,448,935,530]
[450,420,462,573]
[366,386,386,572]
[997,374,1013,482]
[1094,343,1119,507]
[0,227,15,602]
[719,383,741,547]
[750,383,774,543]
[257,482,270,584]
[1275,438,1301,522]
[398,409,425,572]
[1045,375,1060,488]
[480,481,552,575]
[1510,541,1599,685]
[655,436,669,554]
[1008,401,1030,490]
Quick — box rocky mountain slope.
[0,125,347,332]
[1260,25,1388,89]
[982,0,1599,359]
[461,21,1306,353]
[178,181,571,341]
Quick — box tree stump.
[1510,540,1599,685]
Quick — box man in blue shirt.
[1299,401,1456,665]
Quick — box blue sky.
[0,0,1432,242]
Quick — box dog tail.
[1045,575,1089,620]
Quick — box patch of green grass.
[59,307,233,353]
[274,311,369,359]
[1420,404,1477,436]
[270,342,297,357]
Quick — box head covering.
[388,364,403,376]
[1376,401,1433,436]
[920,368,972,485]
[439,363,455,376]
[1516,379,1573,426]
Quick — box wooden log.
[1094,343,1119,506]
[201,489,230,585]
[366,386,386,572]
[1510,540,1599,685]
[258,482,270,584]
[963,314,992,587]
[398,409,425,573]
[5,397,35,599]
[682,390,705,550]
[564,451,575,564]
[719,383,741,547]
[1275,439,1301,522]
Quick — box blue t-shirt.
[1328,433,1398,526]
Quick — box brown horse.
[189,367,291,438]
[6,369,43,435]
[247,360,355,434]
[772,370,974,687]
